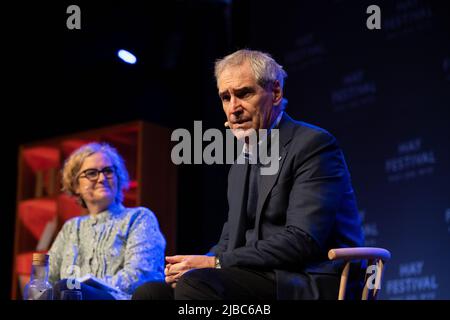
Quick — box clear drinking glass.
[60,290,83,300]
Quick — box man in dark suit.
[132,49,364,300]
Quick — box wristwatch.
[214,256,221,269]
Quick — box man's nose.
[229,96,243,115]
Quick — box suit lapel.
[254,146,287,239]
[228,113,297,246]
[254,114,296,239]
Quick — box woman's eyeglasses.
[78,166,116,182]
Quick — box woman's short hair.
[61,142,130,208]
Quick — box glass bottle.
[23,253,53,300]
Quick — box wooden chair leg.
[373,259,384,299]
[361,282,369,300]
[338,261,350,300]
[361,259,373,300]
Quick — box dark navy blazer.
[209,113,364,299]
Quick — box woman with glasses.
[48,142,165,300]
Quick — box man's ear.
[272,80,283,106]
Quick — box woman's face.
[75,152,118,212]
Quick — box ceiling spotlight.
[118,49,137,64]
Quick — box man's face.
[217,61,282,139]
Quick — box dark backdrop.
[1,0,449,299]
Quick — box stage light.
[117,49,137,64]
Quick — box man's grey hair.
[214,49,288,89]
[214,49,288,109]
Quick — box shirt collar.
[242,111,284,159]
[89,203,125,224]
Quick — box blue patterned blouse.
[48,204,166,299]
